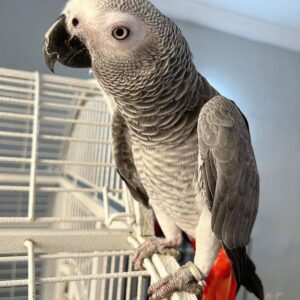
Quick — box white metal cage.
[0,68,196,300]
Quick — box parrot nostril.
[72,18,79,27]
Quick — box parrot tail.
[223,244,264,300]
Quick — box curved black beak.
[43,15,92,73]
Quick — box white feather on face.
[62,0,148,60]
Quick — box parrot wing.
[112,109,149,208]
[197,96,264,299]
[197,95,259,249]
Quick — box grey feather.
[112,109,149,207]
[198,96,259,249]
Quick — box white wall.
[176,20,300,300]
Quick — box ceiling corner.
[152,0,300,53]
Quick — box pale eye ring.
[112,26,130,40]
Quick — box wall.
[0,1,299,299]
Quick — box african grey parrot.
[43,0,264,299]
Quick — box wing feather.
[198,96,259,249]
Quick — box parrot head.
[43,0,192,98]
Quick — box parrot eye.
[112,26,130,40]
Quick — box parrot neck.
[113,70,218,145]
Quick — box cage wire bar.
[0,68,196,300]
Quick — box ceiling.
[152,0,300,53]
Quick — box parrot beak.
[43,14,92,73]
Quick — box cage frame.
[0,67,196,300]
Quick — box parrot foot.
[133,236,182,271]
[148,263,203,300]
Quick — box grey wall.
[0,1,299,299]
